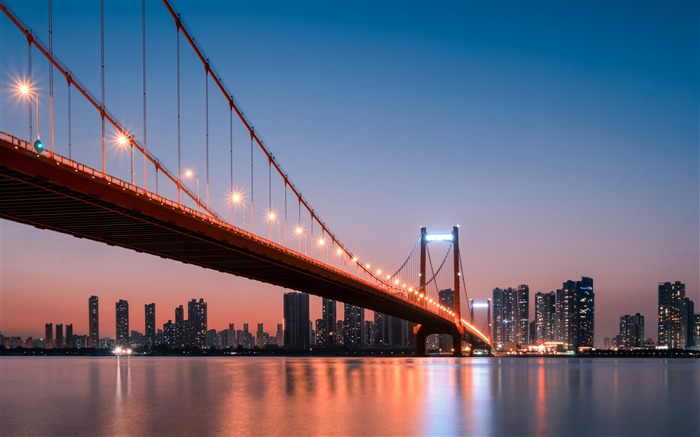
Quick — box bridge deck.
[0,134,466,333]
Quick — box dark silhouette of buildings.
[283,292,309,350]
[619,313,644,349]
[658,281,695,349]
[88,295,99,347]
[343,303,364,348]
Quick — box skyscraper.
[658,281,696,349]
[55,324,64,349]
[534,291,556,343]
[175,305,185,347]
[283,292,310,350]
[145,303,156,347]
[88,295,99,348]
[619,313,644,349]
[343,303,364,348]
[321,298,337,346]
[555,277,595,351]
[66,324,74,348]
[45,323,53,349]
[188,298,208,349]
[116,299,129,347]
[493,286,529,348]
[438,289,455,351]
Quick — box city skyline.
[1,1,698,346]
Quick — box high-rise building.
[66,324,74,348]
[577,277,595,348]
[619,313,644,349]
[145,303,156,347]
[283,292,310,350]
[364,320,377,346]
[88,295,99,348]
[694,314,700,349]
[188,298,208,349]
[376,313,404,347]
[175,305,185,347]
[658,281,689,349]
[45,323,53,349]
[321,298,337,347]
[55,324,64,349]
[276,323,284,347]
[534,291,556,343]
[493,286,529,348]
[438,289,455,351]
[555,277,595,351]
[256,323,266,348]
[163,320,175,348]
[116,300,129,347]
[343,303,364,348]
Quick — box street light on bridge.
[183,169,200,211]
[16,81,42,153]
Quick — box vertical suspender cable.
[142,0,147,189]
[284,180,287,246]
[229,104,233,224]
[67,76,71,158]
[48,0,54,153]
[176,15,181,203]
[27,37,32,141]
[250,130,254,233]
[205,61,209,208]
[100,0,105,174]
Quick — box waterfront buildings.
[619,313,644,349]
[88,295,99,347]
[116,299,129,347]
[658,281,696,349]
[145,303,156,347]
[283,292,310,350]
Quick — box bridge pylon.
[415,225,464,357]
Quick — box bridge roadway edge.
[0,137,460,334]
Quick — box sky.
[1,0,698,347]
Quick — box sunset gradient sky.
[1,0,698,346]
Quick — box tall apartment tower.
[658,281,693,349]
[116,300,129,347]
[534,291,556,343]
[321,298,337,346]
[66,324,74,348]
[188,298,208,349]
[55,324,64,349]
[619,313,644,349]
[283,292,310,350]
[88,295,99,348]
[555,277,595,351]
[438,289,456,351]
[145,303,156,347]
[493,285,529,348]
[343,303,364,348]
[45,323,53,349]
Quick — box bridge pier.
[414,323,463,357]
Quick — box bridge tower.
[415,226,464,356]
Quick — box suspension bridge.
[0,0,491,355]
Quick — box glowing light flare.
[336,248,343,255]
[295,226,303,235]
[17,82,31,96]
[317,237,326,246]
[352,257,358,263]
[425,233,453,242]
[266,211,277,222]
[471,302,490,309]
[230,192,243,204]
[116,133,129,147]
[184,169,195,179]
[394,279,399,285]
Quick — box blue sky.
[1,0,698,344]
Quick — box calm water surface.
[1,357,698,436]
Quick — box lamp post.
[17,82,43,153]
[184,169,200,211]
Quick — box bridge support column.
[414,323,463,357]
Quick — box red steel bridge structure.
[0,0,490,355]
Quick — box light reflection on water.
[1,357,698,436]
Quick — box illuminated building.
[45,323,53,349]
[276,324,283,347]
[88,295,99,348]
[321,298,337,346]
[555,277,595,351]
[438,289,455,351]
[619,313,644,349]
[535,291,556,343]
[66,324,74,348]
[145,303,156,347]
[256,323,266,348]
[283,292,310,350]
[657,281,696,349]
[175,305,185,347]
[116,299,129,347]
[188,298,208,349]
[493,285,529,348]
[343,303,364,348]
